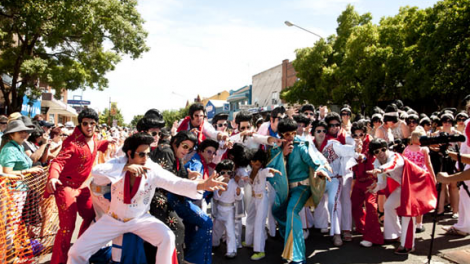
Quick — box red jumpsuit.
[351,135,384,245]
[45,127,109,264]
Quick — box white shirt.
[249,168,274,195]
[92,156,201,221]
[214,178,243,204]
[322,140,357,177]
[373,152,405,193]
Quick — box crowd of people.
[1,96,469,264]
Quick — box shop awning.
[42,93,78,117]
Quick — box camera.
[419,133,465,146]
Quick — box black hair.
[211,113,229,125]
[215,159,235,173]
[372,106,384,115]
[300,104,315,114]
[271,106,286,119]
[353,114,365,122]
[351,121,366,134]
[198,138,219,152]
[28,127,44,145]
[393,99,404,110]
[311,120,328,133]
[122,132,154,159]
[189,103,205,119]
[227,143,250,167]
[249,148,267,167]
[235,110,253,126]
[78,108,99,124]
[144,109,166,128]
[419,117,431,127]
[369,138,388,155]
[170,130,198,148]
[325,112,341,124]
[383,104,399,123]
[293,114,311,126]
[277,117,298,136]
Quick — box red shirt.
[48,127,109,189]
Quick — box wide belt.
[218,201,235,207]
[357,175,375,182]
[289,178,310,189]
[109,212,133,223]
[252,192,264,199]
[90,183,111,194]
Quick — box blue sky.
[70,0,439,123]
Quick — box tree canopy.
[0,0,149,114]
[281,0,470,112]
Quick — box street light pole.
[285,21,323,39]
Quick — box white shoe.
[303,229,310,239]
[320,228,329,234]
[360,240,373,247]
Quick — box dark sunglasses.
[441,119,452,123]
[151,131,161,137]
[240,126,251,131]
[60,134,68,137]
[219,171,233,176]
[217,123,228,127]
[180,143,193,152]
[352,133,364,138]
[315,129,327,134]
[457,118,467,122]
[406,120,418,125]
[282,131,297,137]
[82,121,97,127]
[328,123,341,128]
[373,147,387,155]
[204,149,216,156]
[340,112,351,116]
[136,151,151,158]
[0,122,7,125]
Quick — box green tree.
[99,107,125,127]
[0,0,149,114]
[130,114,143,128]
[162,106,188,129]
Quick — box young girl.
[243,149,280,261]
[403,129,436,232]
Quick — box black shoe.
[416,226,426,233]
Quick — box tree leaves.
[282,0,470,112]
[0,0,149,113]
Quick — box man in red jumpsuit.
[45,108,113,264]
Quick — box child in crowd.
[243,149,280,261]
[212,159,243,258]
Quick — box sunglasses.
[406,120,418,125]
[373,147,387,155]
[151,131,161,137]
[82,121,97,127]
[457,118,467,122]
[60,134,68,137]
[219,171,233,176]
[217,123,228,127]
[304,112,315,116]
[0,122,7,125]
[328,123,341,128]
[315,129,327,134]
[441,119,452,123]
[136,151,151,158]
[239,125,251,131]
[340,113,351,116]
[352,133,364,138]
[180,143,193,152]
[282,131,297,137]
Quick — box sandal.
[442,226,468,236]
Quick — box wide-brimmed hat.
[65,121,75,128]
[21,116,35,128]
[3,120,34,135]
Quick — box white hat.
[57,123,64,128]
[65,121,75,128]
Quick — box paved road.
[40,211,469,264]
